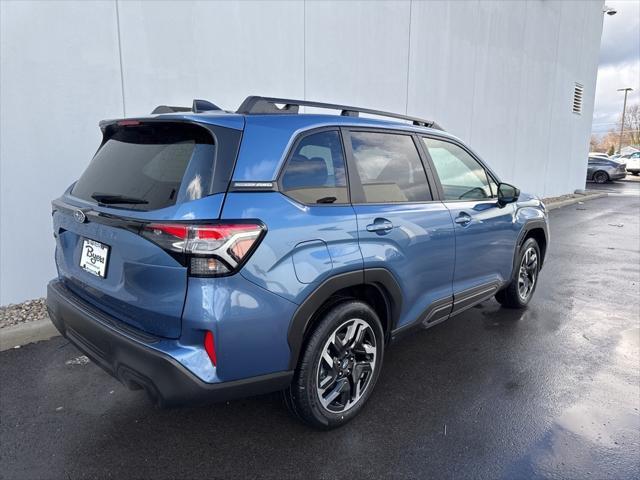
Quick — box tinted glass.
[72,123,215,211]
[281,130,348,204]
[350,132,431,203]
[423,138,493,200]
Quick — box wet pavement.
[588,174,640,196]
[2,184,639,479]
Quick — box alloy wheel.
[518,247,538,301]
[316,318,377,413]
[594,172,608,184]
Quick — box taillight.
[141,222,265,276]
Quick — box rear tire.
[496,238,541,309]
[284,300,384,430]
[593,171,609,184]
[632,172,639,176]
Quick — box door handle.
[366,218,394,233]
[454,213,472,226]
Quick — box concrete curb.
[0,318,59,351]
[544,192,608,211]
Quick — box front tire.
[495,237,541,309]
[284,300,384,430]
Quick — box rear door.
[344,129,456,331]
[421,136,518,310]
[53,121,240,338]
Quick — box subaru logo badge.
[73,209,86,223]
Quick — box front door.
[421,136,519,313]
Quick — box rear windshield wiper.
[91,193,149,205]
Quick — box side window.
[281,130,348,204]
[422,138,493,200]
[349,131,432,203]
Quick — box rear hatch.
[52,120,242,338]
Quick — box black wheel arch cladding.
[286,268,401,370]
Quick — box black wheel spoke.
[318,368,338,391]
[338,378,352,406]
[333,334,347,355]
[351,361,372,382]
[352,327,367,353]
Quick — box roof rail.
[151,99,222,115]
[236,96,443,130]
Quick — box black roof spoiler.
[236,95,443,130]
[151,99,222,115]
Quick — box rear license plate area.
[79,238,110,278]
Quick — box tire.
[593,171,609,184]
[495,237,541,309]
[284,300,384,430]
[632,172,639,176]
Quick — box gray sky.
[592,0,640,135]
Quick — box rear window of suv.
[72,122,220,211]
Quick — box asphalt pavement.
[1,182,639,479]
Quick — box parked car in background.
[46,96,549,429]
[589,152,610,159]
[622,152,640,176]
[586,155,627,183]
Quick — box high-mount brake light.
[117,120,141,126]
[141,222,265,276]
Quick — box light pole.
[617,87,633,154]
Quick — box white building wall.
[0,0,604,305]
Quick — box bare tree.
[590,131,620,154]
[623,103,640,146]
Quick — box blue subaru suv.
[47,96,548,429]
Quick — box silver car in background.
[586,155,627,184]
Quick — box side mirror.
[498,183,520,206]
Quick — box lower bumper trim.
[46,280,293,407]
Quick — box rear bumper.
[46,280,292,407]
[610,171,627,180]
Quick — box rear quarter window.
[280,130,349,204]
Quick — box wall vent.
[572,83,584,115]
